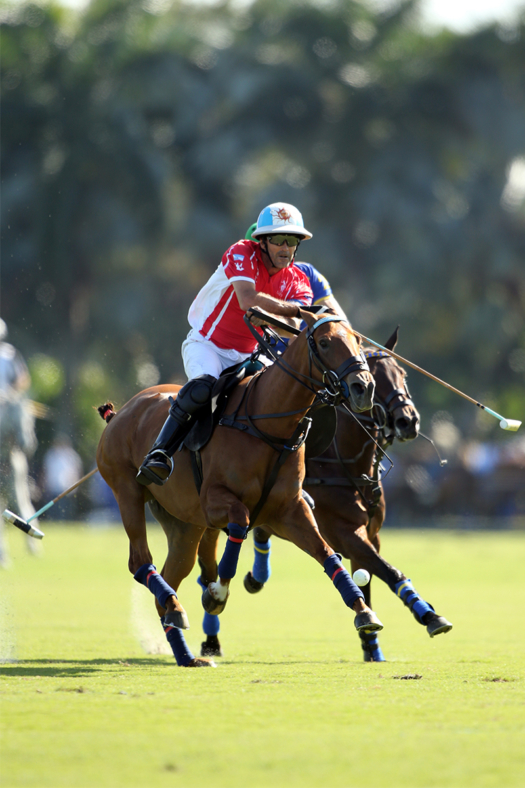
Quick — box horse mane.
[96,402,117,423]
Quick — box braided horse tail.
[97,402,117,424]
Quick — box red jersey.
[187,240,313,353]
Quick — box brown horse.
[97,308,382,667]
[198,328,452,661]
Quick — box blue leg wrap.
[360,632,386,662]
[197,576,220,636]
[134,563,176,609]
[217,523,248,580]
[162,617,194,666]
[395,578,433,624]
[252,538,271,584]
[323,554,364,608]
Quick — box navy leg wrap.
[324,554,364,608]
[217,523,248,580]
[134,563,176,609]
[197,576,220,636]
[162,617,194,666]
[395,578,433,624]
[252,538,271,584]
[360,631,386,662]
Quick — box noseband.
[306,316,369,403]
[363,349,416,435]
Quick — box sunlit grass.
[1,525,524,788]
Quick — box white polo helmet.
[251,202,312,240]
[0,318,7,341]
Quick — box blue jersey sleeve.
[294,262,332,305]
[270,263,333,356]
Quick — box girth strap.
[248,423,306,528]
[190,417,311,529]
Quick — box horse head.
[298,308,375,413]
[365,327,420,442]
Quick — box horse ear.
[296,307,317,327]
[384,325,400,351]
[301,304,331,316]
[299,304,335,327]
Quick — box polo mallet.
[3,467,99,539]
[247,308,521,430]
[352,331,521,432]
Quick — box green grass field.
[1,523,524,788]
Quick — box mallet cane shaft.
[352,331,521,432]
[3,468,99,539]
[28,467,99,522]
[246,308,521,431]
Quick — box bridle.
[304,348,416,525]
[306,316,370,403]
[244,312,370,407]
[359,349,416,445]
[306,349,416,491]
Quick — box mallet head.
[2,510,45,539]
[499,419,522,432]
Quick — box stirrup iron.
[137,450,173,486]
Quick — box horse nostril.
[395,415,420,436]
[350,382,365,398]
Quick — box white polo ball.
[353,568,371,587]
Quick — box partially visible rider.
[0,318,39,565]
[0,319,32,402]
[0,317,36,460]
[137,203,315,486]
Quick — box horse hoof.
[202,587,229,615]
[201,637,223,658]
[361,641,386,661]
[163,610,190,630]
[187,657,217,668]
[359,630,386,661]
[243,571,265,594]
[354,610,384,633]
[363,652,386,662]
[362,646,386,662]
[427,615,453,637]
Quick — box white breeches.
[181,329,251,379]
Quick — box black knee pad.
[173,375,216,416]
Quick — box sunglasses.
[266,234,301,247]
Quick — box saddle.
[182,357,264,453]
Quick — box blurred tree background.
[1,0,525,514]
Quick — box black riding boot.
[136,375,216,486]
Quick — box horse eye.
[319,338,329,349]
